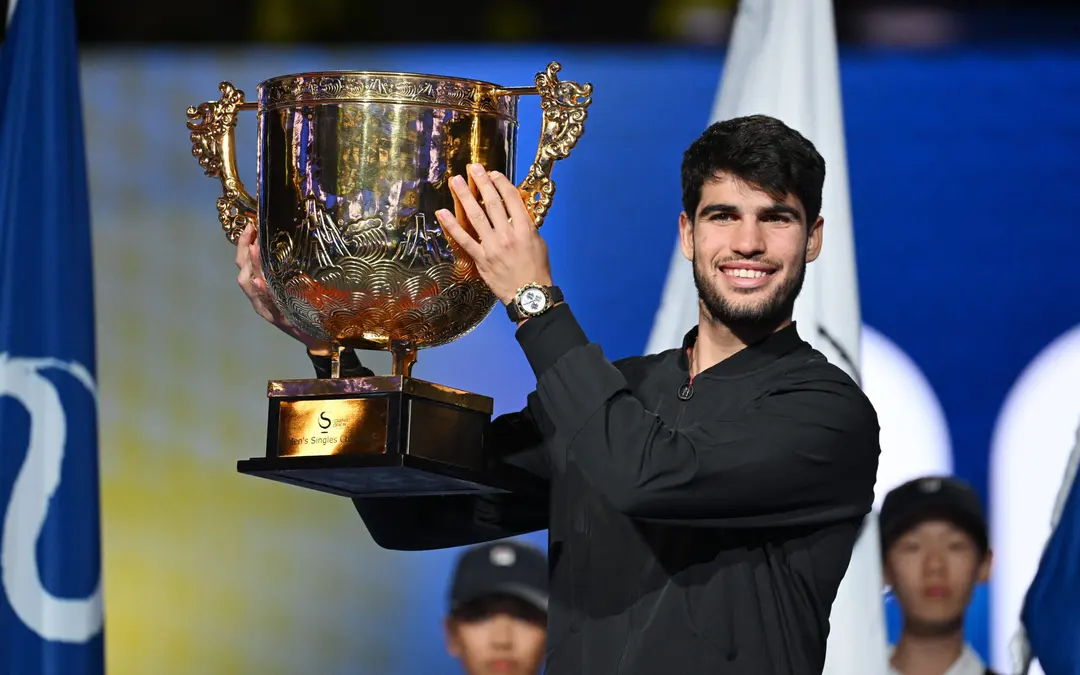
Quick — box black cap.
[879,475,989,555]
[449,540,548,614]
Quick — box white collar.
[887,643,986,675]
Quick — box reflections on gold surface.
[186,63,592,367]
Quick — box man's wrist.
[506,282,562,324]
[516,300,564,328]
[515,302,587,377]
[304,343,337,357]
[291,329,336,356]
[502,276,554,305]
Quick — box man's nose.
[730,219,766,257]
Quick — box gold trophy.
[185,63,591,497]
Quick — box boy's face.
[884,519,992,634]
[445,595,546,675]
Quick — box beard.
[692,251,806,330]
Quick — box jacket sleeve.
[306,349,551,550]
[516,304,880,528]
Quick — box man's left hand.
[436,163,553,306]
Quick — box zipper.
[671,346,694,432]
[678,346,695,401]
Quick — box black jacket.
[335,304,880,675]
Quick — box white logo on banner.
[0,354,103,643]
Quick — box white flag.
[645,1,888,673]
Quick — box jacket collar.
[678,322,806,378]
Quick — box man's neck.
[890,627,966,675]
[690,307,791,376]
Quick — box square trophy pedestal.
[237,376,540,498]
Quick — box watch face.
[518,287,548,315]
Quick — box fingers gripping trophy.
[185,63,592,497]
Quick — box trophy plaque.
[185,62,591,498]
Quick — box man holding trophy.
[228,102,881,672]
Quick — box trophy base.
[238,375,538,498]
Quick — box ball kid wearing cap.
[444,540,547,675]
[880,476,1000,675]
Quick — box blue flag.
[0,0,105,671]
[1018,427,1080,675]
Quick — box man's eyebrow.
[698,203,740,217]
[759,203,802,219]
[697,203,802,219]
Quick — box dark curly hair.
[681,114,826,225]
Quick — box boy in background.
[880,476,1000,675]
[444,541,547,675]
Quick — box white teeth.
[723,268,768,279]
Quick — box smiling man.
[236,114,881,674]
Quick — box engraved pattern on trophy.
[186,63,592,372]
[186,82,258,245]
[258,99,506,354]
[260,73,518,120]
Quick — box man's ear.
[806,216,824,263]
[679,211,694,262]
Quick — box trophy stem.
[390,341,416,378]
[330,344,343,379]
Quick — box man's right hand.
[235,223,336,355]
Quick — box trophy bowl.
[186,62,592,376]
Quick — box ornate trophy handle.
[185,82,258,245]
[514,63,593,228]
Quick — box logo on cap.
[489,545,517,567]
[919,477,943,493]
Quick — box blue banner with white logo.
[0,0,105,671]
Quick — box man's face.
[445,596,546,675]
[679,172,822,329]
[884,520,992,635]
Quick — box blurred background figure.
[880,477,998,675]
[444,541,548,675]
